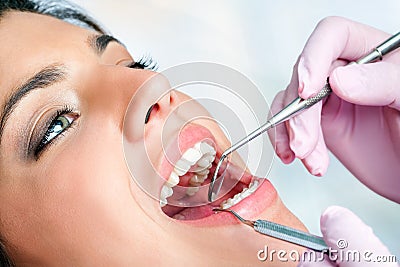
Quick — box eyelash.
[33,56,158,158]
[127,55,158,71]
[34,105,78,158]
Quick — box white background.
[71,0,400,257]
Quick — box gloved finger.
[330,62,400,110]
[301,125,329,176]
[288,102,321,160]
[320,206,397,267]
[268,90,295,164]
[284,56,304,104]
[281,56,321,161]
[268,57,302,164]
[289,56,347,165]
[298,16,389,99]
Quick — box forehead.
[0,11,95,102]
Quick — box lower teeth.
[220,180,259,209]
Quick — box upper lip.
[156,123,277,225]
[156,123,221,188]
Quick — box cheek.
[43,130,137,231]
[0,130,140,258]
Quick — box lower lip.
[167,178,277,227]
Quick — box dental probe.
[213,208,328,252]
[208,31,400,202]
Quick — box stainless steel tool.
[213,208,329,252]
[208,31,400,202]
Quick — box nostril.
[145,103,159,124]
[169,90,178,105]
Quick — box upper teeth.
[160,141,216,207]
[220,180,260,209]
[166,172,179,187]
[179,148,202,165]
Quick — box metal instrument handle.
[254,220,328,252]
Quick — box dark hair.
[0,1,104,266]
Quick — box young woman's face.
[0,12,306,266]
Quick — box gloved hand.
[298,206,399,267]
[268,16,400,203]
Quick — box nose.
[124,71,177,142]
[128,71,176,124]
[85,65,175,139]
[79,63,177,144]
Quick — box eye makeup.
[18,55,158,160]
[128,55,158,71]
[27,105,80,159]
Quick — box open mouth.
[159,125,262,221]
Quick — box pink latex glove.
[298,206,399,267]
[268,16,400,203]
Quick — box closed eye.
[128,55,158,70]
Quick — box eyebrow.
[88,34,123,55]
[0,34,121,145]
[0,65,66,144]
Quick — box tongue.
[162,162,255,220]
[174,205,215,220]
[163,180,250,220]
[163,190,232,220]
[174,182,250,220]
